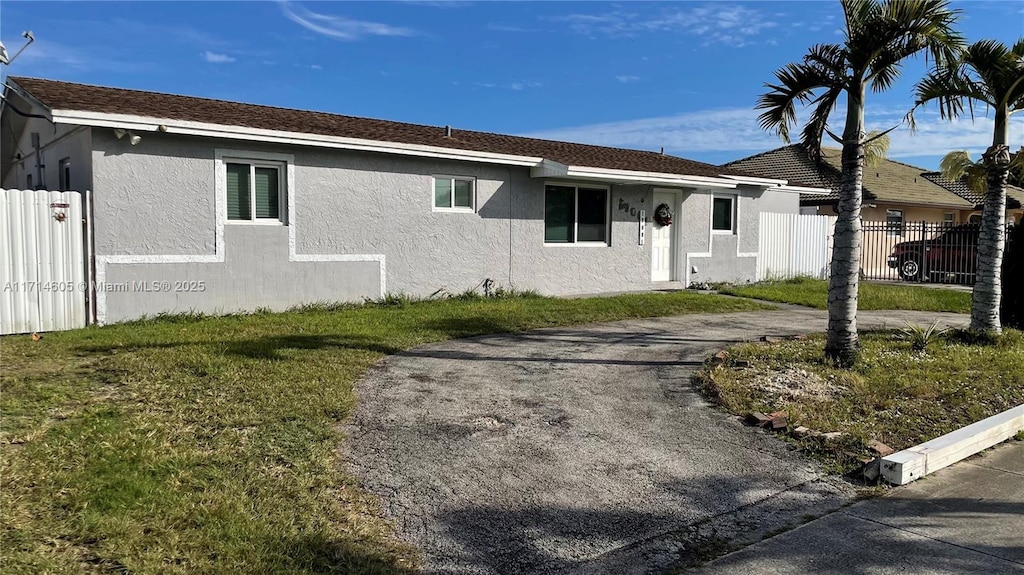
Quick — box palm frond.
[940,150,986,192]
[800,85,844,160]
[1012,37,1024,59]
[756,62,836,143]
[863,131,890,168]
[914,65,987,120]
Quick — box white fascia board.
[530,159,570,179]
[720,174,788,186]
[778,185,833,195]
[559,166,739,189]
[49,109,544,167]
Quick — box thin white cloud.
[521,106,1023,165]
[279,1,416,40]
[615,75,640,83]
[486,23,540,33]
[203,51,236,63]
[550,5,777,47]
[475,80,542,90]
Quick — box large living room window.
[544,184,609,244]
[225,160,286,223]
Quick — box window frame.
[222,157,288,225]
[59,158,71,192]
[886,208,904,236]
[432,175,476,213]
[543,182,611,247]
[711,195,736,234]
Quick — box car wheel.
[899,258,922,281]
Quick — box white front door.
[651,190,676,281]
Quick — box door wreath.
[654,203,674,226]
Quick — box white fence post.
[758,212,837,281]
[1,188,89,335]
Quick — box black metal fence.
[861,221,1016,285]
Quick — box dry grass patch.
[696,329,1024,473]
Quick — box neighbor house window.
[59,158,71,192]
[544,184,608,244]
[886,209,904,235]
[712,196,735,233]
[225,160,286,223]
[433,176,475,211]
[944,212,955,224]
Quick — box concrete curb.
[880,403,1024,485]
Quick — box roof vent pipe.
[445,125,452,137]
[660,147,664,155]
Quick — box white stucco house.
[1,77,825,323]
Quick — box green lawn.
[717,277,971,313]
[0,291,772,574]
[695,329,1024,473]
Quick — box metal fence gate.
[1,188,90,335]
[861,220,994,284]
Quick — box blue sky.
[2,1,1022,170]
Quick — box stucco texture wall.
[87,131,794,319]
[294,149,654,296]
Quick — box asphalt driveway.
[343,309,969,574]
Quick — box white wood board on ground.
[881,404,1024,485]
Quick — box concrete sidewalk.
[695,441,1024,574]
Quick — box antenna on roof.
[445,125,452,137]
[0,31,35,66]
[660,146,664,155]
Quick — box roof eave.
[49,109,545,167]
[51,108,759,186]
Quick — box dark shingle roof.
[10,76,757,180]
[725,144,976,208]
[921,172,1024,209]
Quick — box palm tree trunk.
[825,85,865,367]
[971,110,1010,333]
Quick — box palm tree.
[757,0,963,366]
[915,39,1024,334]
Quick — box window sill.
[433,207,476,213]
[543,242,609,247]
[226,220,287,226]
[711,229,735,235]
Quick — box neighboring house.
[724,144,1024,227]
[1,77,824,323]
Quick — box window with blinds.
[225,160,285,223]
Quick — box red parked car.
[887,224,979,282]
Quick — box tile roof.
[9,76,757,181]
[920,172,1024,209]
[722,145,841,196]
[725,144,976,209]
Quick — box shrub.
[1002,224,1023,329]
[899,320,948,351]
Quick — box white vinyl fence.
[758,212,837,281]
[1,189,90,335]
